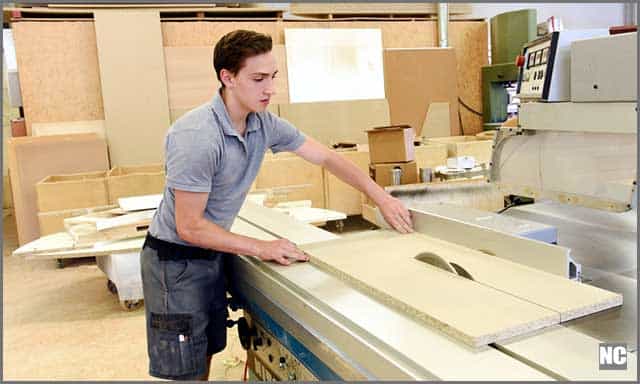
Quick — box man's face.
[223,51,278,113]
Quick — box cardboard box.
[369,161,417,187]
[36,171,109,212]
[367,125,415,163]
[427,136,493,165]
[107,164,165,204]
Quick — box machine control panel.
[516,33,555,101]
[516,29,608,102]
[248,322,317,381]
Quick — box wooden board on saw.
[164,44,289,110]
[383,48,460,138]
[255,152,326,209]
[118,194,163,212]
[66,209,154,247]
[238,201,338,246]
[323,149,369,215]
[94,9,171,166]
[7,134,110,245]
[38,204,117,236]
[402,232,621,320]
[11,22,104,134]
[278,99,390,146]
[301,231,560,348]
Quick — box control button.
[279,356,287,370]
[515,55,526,67]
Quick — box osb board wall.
[13,18,486,136]
[12,22,105,134]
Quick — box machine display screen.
[541,48,549,64]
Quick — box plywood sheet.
[12,21,104,134]
[301,232,560,348]
[323,149,369,215]
[94,10,171,166]
[384,48,460,138]
[255,152,325,209]
[279,99,390,146]
[7,134,110,245]
[164,44,289,110]
[284,28,385,103]
[31,120,106,139]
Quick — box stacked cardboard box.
[366,125,418,188]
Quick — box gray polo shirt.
[149,90,306,246]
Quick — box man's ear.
[220,69,235,88]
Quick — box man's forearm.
[177,217,262,257]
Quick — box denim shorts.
[140,234,230,380]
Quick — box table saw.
[227,32,637,381]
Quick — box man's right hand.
[255,239,309,266]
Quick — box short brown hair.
[213,30,273,87]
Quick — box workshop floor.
[2,213,374,380]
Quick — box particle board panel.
[403,232,621,320]
[383,48,460,137]
[498,325,637,380]
[161,21,280,46]
[323,149,369,215]
[278,99,390,146]
[300,232,560,348]
[448,21,487,136]
[31,120,106,139]
[255,152,326,209]
[7,134,110,245]
[94,10,171,166]
[11,21,104,134]
[164,44,289,110]
[238,201,338,246]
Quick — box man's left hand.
[377,195,413,234]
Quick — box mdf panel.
[94,10,171,166]
[161,21,280,46]
[12,21,104,134]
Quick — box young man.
[140,30,413,381]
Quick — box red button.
[515,55,526,67]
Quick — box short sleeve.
[266,113,306,154]
[165,131,218,193]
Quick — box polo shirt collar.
[211,88,260,137]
